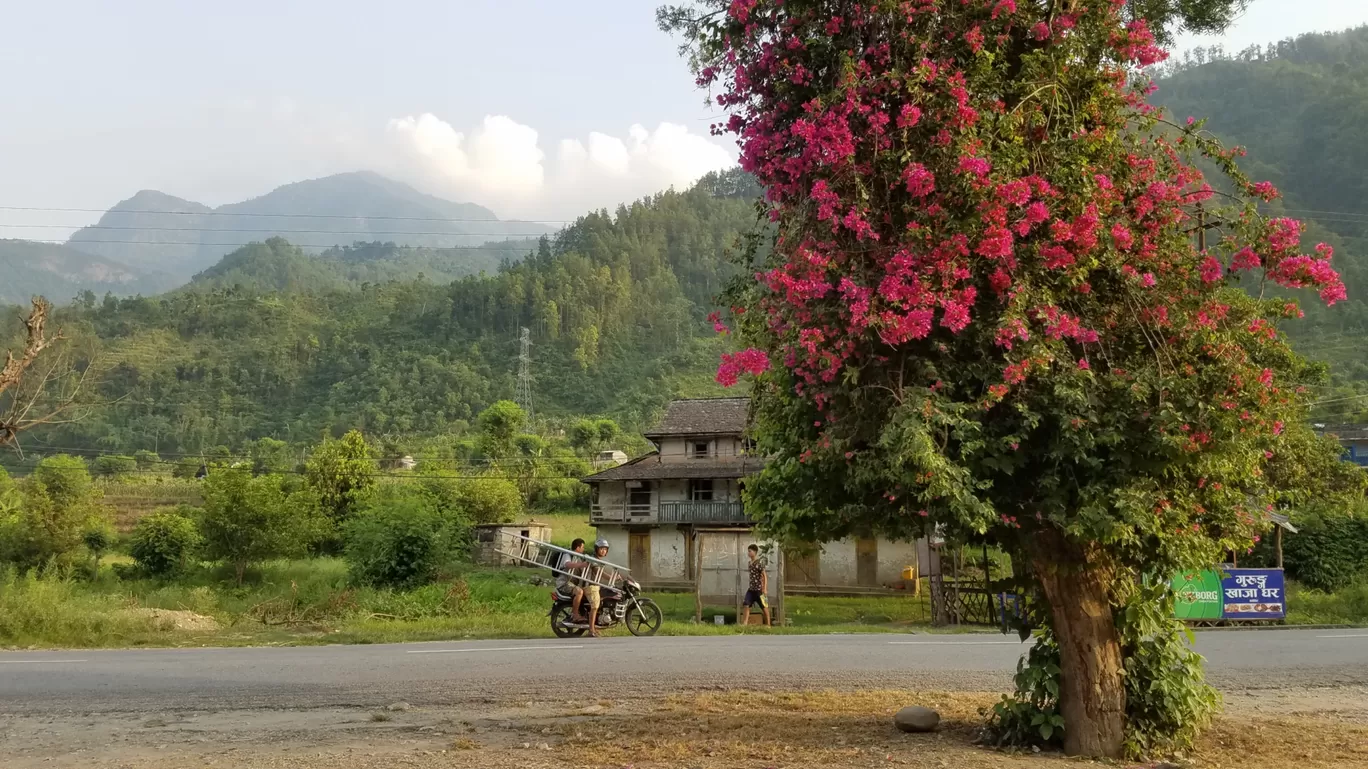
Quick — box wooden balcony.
[658,501,751,525]
[590,502,652,523]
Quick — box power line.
[3,224,556,237]
[0,205,574,225]
[17,238,533,250]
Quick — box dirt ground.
[4,687,1368,769]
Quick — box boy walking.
[741,544,772,627]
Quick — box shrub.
[199,468,325,584]
[1280,508,1368,592]
[344,489,466,589]
[133,450,160,471]
[455,476,523,524]
[130,508,202,577]
[92,455,138,479]
[82,523,114,574]
[2,456,108,569]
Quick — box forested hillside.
[0,240,177,304]
[11,171,759,454]
[1155,26,1368,419]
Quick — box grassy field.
[0,557,946,649]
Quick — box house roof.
[643,397,751,439]
[1317,423,1368,442]
[582,453,767,482]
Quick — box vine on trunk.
[662,0,1353,758]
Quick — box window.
[629,482,652,514]
[689,479,715,502]
[691,441,710,459]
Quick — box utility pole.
[1197,204,1207,252]
[517,327,534,422]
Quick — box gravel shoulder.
[4,685,1367,769]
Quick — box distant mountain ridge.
[65,171,552,282]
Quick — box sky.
[2,0,1367,240]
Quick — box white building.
[583,397,929,592]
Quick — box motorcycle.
[549,577,663,638]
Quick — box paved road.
[3,629,1366,714]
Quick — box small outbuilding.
[473,521,552,567]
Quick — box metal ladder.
[492,531,631,590]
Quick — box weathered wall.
[595,526,631,571]
[650,528,690,581]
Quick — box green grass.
[535,511,597,549]
[0,558,949,649]
[1284,580,1368,626]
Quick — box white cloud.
[382,113,735,220]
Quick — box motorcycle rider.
[555,538,587,619]
[570,538,612,637]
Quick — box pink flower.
[957,156,991,179]
[1031,21,1051,40]
[1259,368,1274,387]
[716,348,771,386]
[708,311,730,334]
[1200,256,1224,283]
[1110,223,1134,251]
[1141,272,1157,287]
[897,104,922,129]
[1077,358,1091,370]
[991,0,1017,19]
[1273,420,1285,436]
[1250,181,1279,202]
[1231,247,1261,272]
[902,163,936,197]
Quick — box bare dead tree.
[0,298,99,456]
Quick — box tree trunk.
[1031,533,1125,758]
[234,560,247,586]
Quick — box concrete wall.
[651,528,690,581]
[595,526,631,572]
[814,538,920,588]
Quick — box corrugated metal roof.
[643,397,751,438]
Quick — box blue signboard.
[1219,568,1285,620]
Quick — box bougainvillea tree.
[662,0,1357,758]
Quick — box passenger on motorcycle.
[573,538,612,637]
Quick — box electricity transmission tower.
[516,327,534,421]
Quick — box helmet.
[594,538,610,550]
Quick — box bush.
[133,450,161,471]
[1,456,108,569]
[456,476,524,524]
[199,468,325,584]
[92,455,138,479]
[1280,508,1368,592]
[344,489,466,589]
[130,508,202,577]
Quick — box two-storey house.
[583,397,929,591]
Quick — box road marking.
[0,659,88,664]
[407,645,582,655]
[888,640,1022,646]
[1316,634,1368,639]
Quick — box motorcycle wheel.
[551,603,586,638]
[626,598,663,637]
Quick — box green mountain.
[188,238,535,293]
[26,170,759,454]
[0,240,177,305]
[66,171,553,282]
[1155,26,1368,418]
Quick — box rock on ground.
[894,705,940,733]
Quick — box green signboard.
[1172,570,1223,621]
